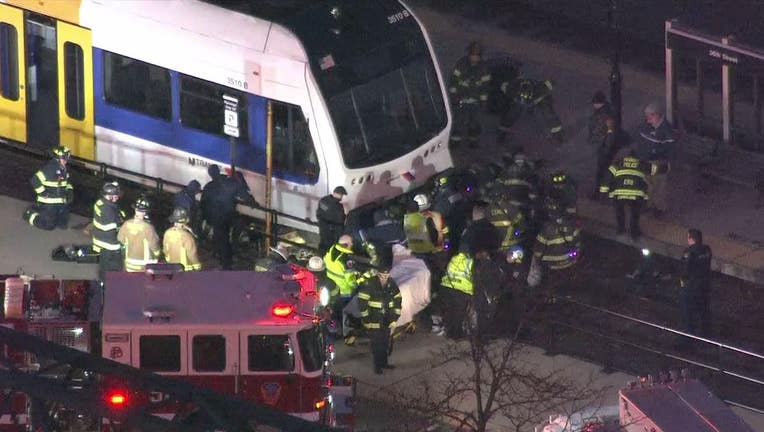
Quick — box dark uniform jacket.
[357,274,402,330]
[588,103,612,147]
[599,156,652,201]
[31,160,72,205]
[460,217,501,256]
[316,194,346,247]
[533,217,581,270]
[487,198,526,248]
[449,56,491,106]
[92,198,124,252]
[639,119,676,163]
[680,243,712,295]
[200,174,225,224]
[497,164,539,208]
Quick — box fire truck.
[537,376,755,432]
[0,264,354,431]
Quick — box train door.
[56,20,93,159]
[238,331,302,413]
[0,3,26,143]
[23,13,57,150]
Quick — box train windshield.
[284,1,448,169]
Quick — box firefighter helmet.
[168,207,189,224]
[101,181,121,197]
[434,173,450,189]
[51,145,71,160]
[307,256,325,272]
[133,196,151,212]
[413,193,430,211]
[551,170,568,185]
[518,80,533,103]
[467,41,482,57]
[338,234,353,248]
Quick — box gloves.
[66,189,74,205]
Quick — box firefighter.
[24,145,73,230]
[357,246,401,375]
[92,181,125,281]
[163,207,201,271]
[678,228,713,341]
[317,186,348,255]
[528,198,581,297]
[439,250,474,339]
[593,117,620,200]
[487,193,526,252]
[497,152,539,214]
[600,149,654,241]
[117,196,161,272]
[546,170,577,217]
[460,200,501,258]
[497,77,564,144]
[253,242,291,272]
[449,41,491,148]
[324,235,360,340]
[404,194,448,255]
[432,173,470,255]
[307,255,339,338]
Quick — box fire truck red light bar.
[106,391,128,406]
[271,303,295,317]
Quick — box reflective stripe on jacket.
[440,252,474,295]
[31,160,72,205]
[599,156,650,200]
[357,275,402,329]
[533,220,581,270]
[163,225,201,271]
[449,57,491,104]
[92,198,123,252]
[118,218,160,272]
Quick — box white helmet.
[413,193,430,211]
[307,256,325,272]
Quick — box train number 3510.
[387,9,410,24]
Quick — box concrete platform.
[411,4,764,286]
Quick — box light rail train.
[0,0,452,230]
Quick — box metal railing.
[547,295,764,414]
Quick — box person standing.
[117,196,161,272]
[200,164,225,242]
[201,165,241,270]
[528,199,581,297]
[404,194,448,255]
[432,173,469,255]
[24,146,73,230]
[173,179,201,232]
[317,186,347,255]
[599,149,652,241]
[588,91,612,148]
[163,207,202,271]
[357,246,401,375]
[92,181,125,281]
[593,117,620,199]
[439,251,474,339]
[449,41,491,148]
[678,228,712,340]
[460,200,501,258]
[639,102,676,218]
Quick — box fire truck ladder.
[0,326,336,432]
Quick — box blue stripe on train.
[92,47,293,180]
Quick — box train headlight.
[319,286,330,307]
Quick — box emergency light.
[271,302,296,317]
[105,390,128,407]
[641,248,651,257]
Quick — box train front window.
[327,55,445,168]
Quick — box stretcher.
[51,244,99,264]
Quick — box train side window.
[271,101,319,183]
[180,75,248,141]
[192,335,225,372]
[0,23,19,101]
[63,42,84,120]
[103,51,171,121]
[139,335,181,372]
[247,335,294,372]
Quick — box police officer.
[439,251,474,339]
[600,149,654,241]
[547,170,577,217]
[317,186,348,255]
[497,77,564,144]
[449,41,491,148]
[357,246,401,375]
[201,165,242,269]
[173,179,201,231]
[357,205,406,247]
[404,194,448,255]
[117,196,161,272]
[528,199,581,296]
[163,207,202,271]
[25,146,73,230]
[92,181,125,281]
[679,229,712,339]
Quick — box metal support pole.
[609,0,623,129]
[665,20,677,126]
[754,75,762,150]
[229,136,236,175]
[265,100,274,250]
[722,37,733,145]
[696,58,705,134]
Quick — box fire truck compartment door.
[239,332,302,411]
[186,330,238,396]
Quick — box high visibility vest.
[324,244,357,296]
[405,210,447,254]
[440,252,474,295]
